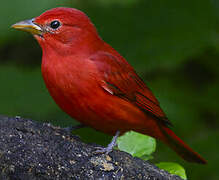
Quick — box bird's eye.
[50,20,61,29]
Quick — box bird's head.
[12,7,100,53]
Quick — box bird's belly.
[46,81,147,135]
[42,60,151,135]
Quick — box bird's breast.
[41,55,107,119]
[41,55,147,135]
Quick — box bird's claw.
[94,131,120,155]
[94,146,114,154]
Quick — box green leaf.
[156,162,187,180]
[117,131,156,160]
[139,154,154,161]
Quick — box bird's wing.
[90,51,171,126]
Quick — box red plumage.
[14,7,206,164]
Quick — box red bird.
[12,7,206,164]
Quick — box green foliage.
[117,131,187,179]
[117,131,156,160]
[92,0,139,6]
[156,162,187,180]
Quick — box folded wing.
[90,51,171,126]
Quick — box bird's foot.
[94,131,120,154]
[94,144,116,154]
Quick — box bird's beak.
[11,18,43,36]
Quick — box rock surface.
[0,115,182,180]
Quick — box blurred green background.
[1,0,219,179]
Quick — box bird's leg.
[64,124,86,133]
[95,131,120,154]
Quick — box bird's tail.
[158,125,207,164]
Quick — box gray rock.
[0,115,182,180]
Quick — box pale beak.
[11,18,43,36]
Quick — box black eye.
[50,20,61,29]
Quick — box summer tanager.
[12,7,206,164]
